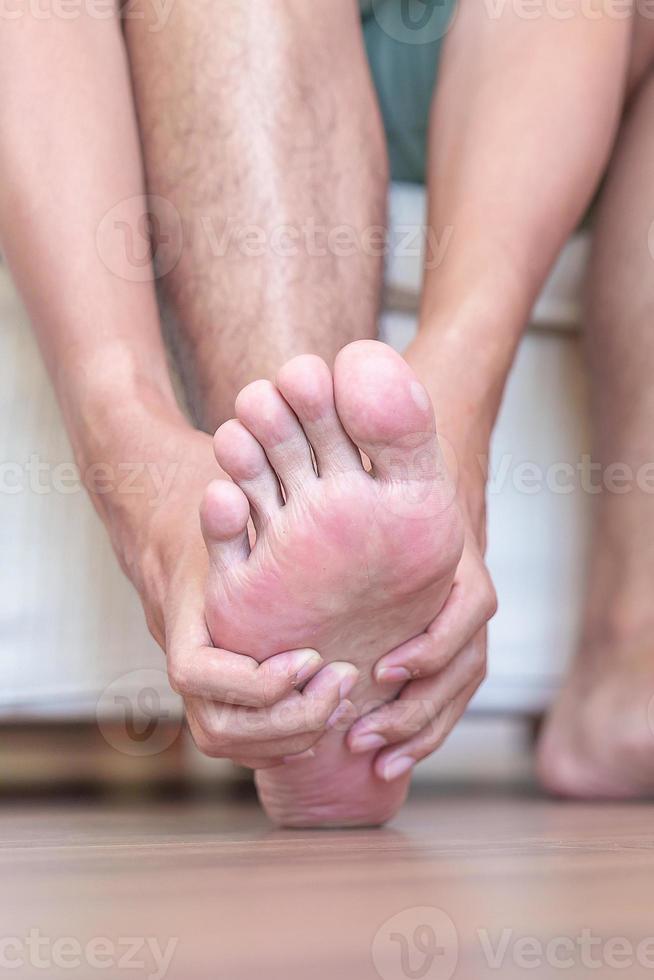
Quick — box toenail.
[292,651,323,686]
[381,755,414,782]
[376,666,412,684]
[326,699,354,730]
[350,732,386,754]
[410,380,430,411]
[283,748,315,764]
[328,663,359,699]
[340,673,358,699]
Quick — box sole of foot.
[536,642,654,799]
[200,340,464,827]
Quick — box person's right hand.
[346,506,496,779]
[133,428,357,769]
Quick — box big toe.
[334,340,445,487]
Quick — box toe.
[235,379,316,496]
[276,354,363,477]
[334,340,444,485]
[199,479,250,574]
[213,419,283,528]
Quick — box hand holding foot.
[348,526,495,779]
[201,341,464,827]
[129,426,354,770]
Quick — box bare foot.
[199,341,463,827]
[537,638,654,798]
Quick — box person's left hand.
[346,529,496,781]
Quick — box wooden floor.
[2,785,654,980]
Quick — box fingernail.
[327,699,354,730]
[292,650,323,685]
[376,666,412,684]
[350,732,386,754]
[381,755,414,782]
[328,663,359,699]
[283,748,315,764]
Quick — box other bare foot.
[537,635,654,798]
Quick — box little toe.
[235,379,316,497]
[276,354,363,477]
[199,479,250,575]
[213,419,283,528]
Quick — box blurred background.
[0,181,591,796]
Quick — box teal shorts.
[360,0,457,184]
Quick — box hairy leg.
[538,23,654,796]
[123,0,386,431]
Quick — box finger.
[233,732,346,770]
[374,676,483,782]
[170,644,326,707]
[229,756,285,771]
[186,661,358,759]
[374,550,496,684]
[165,572,325,707]
[348,636,486,752]
[229,745,319,771]
[186,702,318,762]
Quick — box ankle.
[582,600,654,662]
[406,387,490,543]
[403,323,501,543]
[581,533,654,657]
[413,297,524,422]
